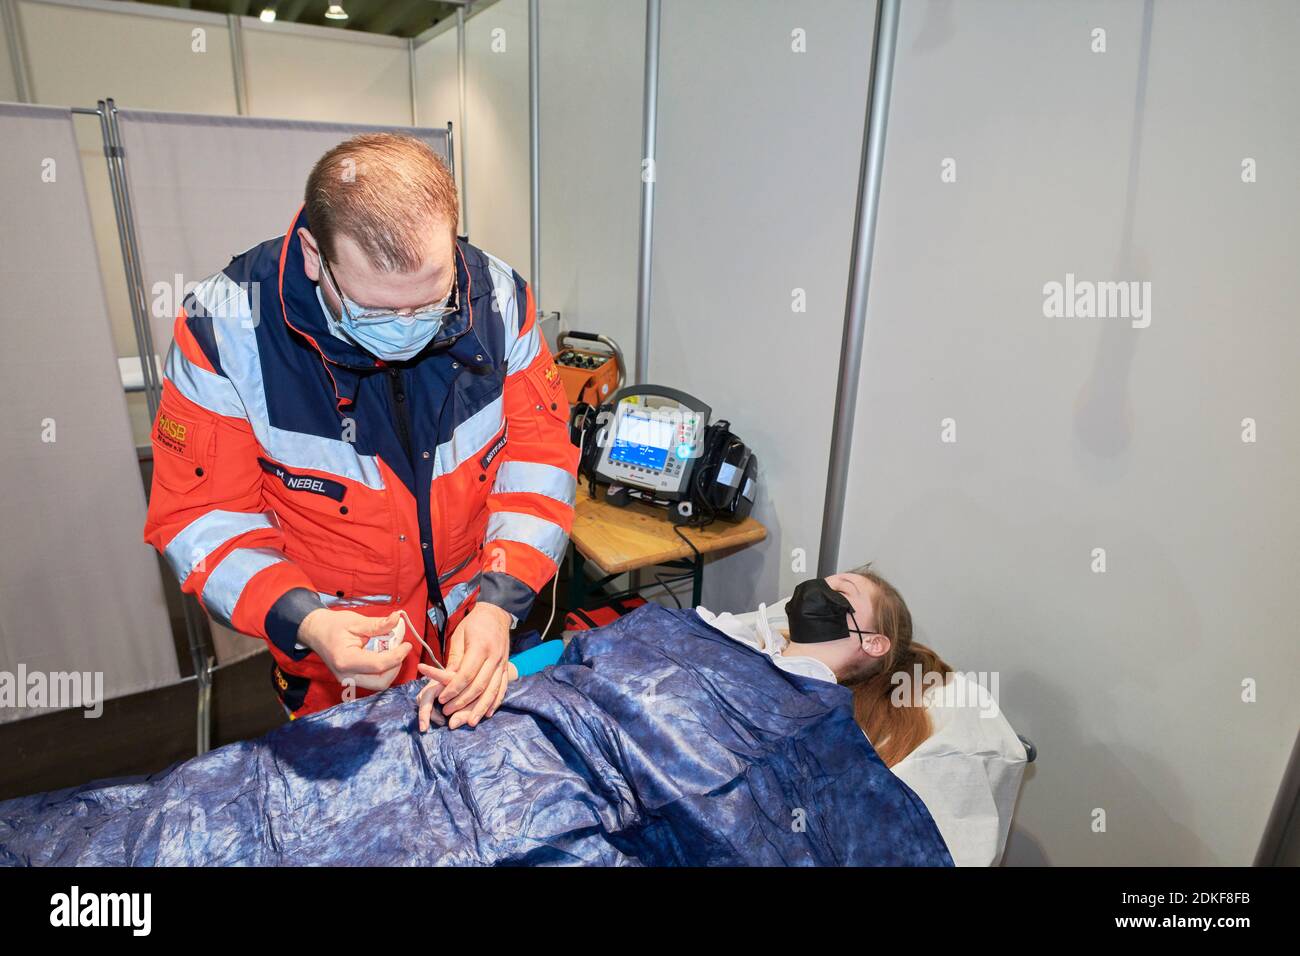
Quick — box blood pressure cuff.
[0,604,951,866]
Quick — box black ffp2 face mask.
[786,578,868,644]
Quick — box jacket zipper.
[387,367,414,462]
[387,365,450,636]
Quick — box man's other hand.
[437,602,512,728]
[297,608,412,692]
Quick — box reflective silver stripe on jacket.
[165,510,275,581]
[193,272,386,491]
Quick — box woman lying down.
[695,564,1028,867]
[0,568,1001,868]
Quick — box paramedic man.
[144,134,579,730]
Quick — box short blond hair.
[305,133,459,273]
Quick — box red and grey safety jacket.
[144,207,579,716]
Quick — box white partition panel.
[16,0,240,441]
[114,110,451,358]
[539,0,643,359]
[0,104,179,723]
[838,0,1300,865]
[650,0,877,611]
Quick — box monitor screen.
[608,410,673,471]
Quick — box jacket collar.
[276,206,493,409]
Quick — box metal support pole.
[457,5,470,237]
[196,656,214,755]
[97,99,214,754]
[408,36,418,126]
[633,0,661,386]
[186,610,214,756]
[446,122,456,185]
[105,100,164,416]
[1,0,32,103]
[227,14,249,116]
[527,0,541,316]
[96,101,160,423]
[816,0,901,576]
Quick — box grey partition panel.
[650,0,877,611]
[114,110,452,357]
[536,0,644,366]
[0,103,180,723]
[838,0,1300,865]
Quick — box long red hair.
[841,564,951,767]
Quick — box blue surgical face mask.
[316,252,452,362]
[341,309,443,362]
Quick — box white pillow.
[890,673,1027,866]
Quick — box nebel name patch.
[259,458,346,501]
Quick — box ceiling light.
[324,3,348,20]
[259,7,277,23]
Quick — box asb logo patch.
[155,413,194,460]
[271,665,311,715]
[541,361,566,404]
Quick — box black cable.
[603,571,693,606]
[653,571,684,609]
[672,522,702,562]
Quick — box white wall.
[538,0,644,354]
[650,0,877,612]
[415,0,635,330]
[241,21,410,124]
[413,23,463,226]
[0,6,20,102]
[838,0,1300,865]
[17,0,238,113]
[461,0,531,280]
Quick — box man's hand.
[437,602,512,729]
[416,658,517,733]
[297,608,412,692]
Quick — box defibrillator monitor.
[594,386,710,500]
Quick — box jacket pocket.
[258,457,350,519]
[285,551,357,605]
[151,408,214,496]
[524,359,571,427]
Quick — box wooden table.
[567,488,767,608]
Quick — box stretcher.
[0,605,951,866]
